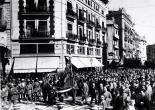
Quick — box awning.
[0,32,7,47]
[13,57,37,73]
[71,57,85,68]
[37,57,59,73]
[79,57,104,67]
[91,58,103,67]
[79,57,92,67]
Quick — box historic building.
[11,0,108,73]
[107,8,140,64]
[147,44,155,63]
[139,36,147,64]
[0,0,11,78]
[106,17,119,64]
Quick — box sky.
[108,0,155,45]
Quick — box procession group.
[1,68,155,110]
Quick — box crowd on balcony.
[1,68,155,110]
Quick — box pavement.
[1,97,95,110]
[1,97,155,110]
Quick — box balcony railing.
[79,35,87,44]
[66,32,78,42]
[78,15,86,23]
[95,24,101,31]
[87,20,95,27]
[96,39,102,47]
[0,20,7,31]
[102,27,106,33]
[66,9,77,19]
[20,32,51,40]
[89,38,96,45]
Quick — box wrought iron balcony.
[0,20,7,31]
[102,27,106,33]
[95,24,101,31]
[66,32,78,42]
[96,39,102,47]
[78,15,86,23]
[79,35,87,44]
[66,9,77,19]
[88,38,96,46]
[19,32,51,40]
[87,20,95,27]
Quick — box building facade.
[139,36,147,64]
[0,0,11,78]
[106,17,119,64]
[147,44,155,63]
[107,8,141,64]
[11,0,108,73]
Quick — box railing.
[95,24,101,31]
[78,15,86,23]
[66,9,77,19]
[102,27,106,33]
[24,6,50,13]
[0,20,7,30]
[87,20,95,27]
[79,35,87,44]
[96,39,102,47]
[66,32,78,42]
[20,32,51,40]
[89,38,96,45]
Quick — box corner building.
[11,0,108,73]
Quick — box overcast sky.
[108,0,155,45]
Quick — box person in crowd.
[33,78,40,102]
[40,78,48,103]
[90,82,97,105]
[25,79,33,103]
[81,79,89,105]
[10,84,18,105]
[1,83,9,106]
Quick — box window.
[67,1,72,10]
[77,46,85,55]
[38,44,54,53]
[95,48,101,56]
[78,25,83,38]
[87,47,93,55]
[66,44,75,54]
[67,23,72,32]
[20,44,37,54]
[20,44,54,54]
[25,20,48,38]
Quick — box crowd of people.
[1,68,155,110]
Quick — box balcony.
[96,39,102,47]
[66,32,78,42]
[78,15,86,23]
[19,32,51,41]
[102,27,106,33]
[0,20,7,31]
[88,39,96,46]
[95,24,101,31]
[87,20,95,27]
[79,35,87,44]
[20,6,51,17]
[66,9,77,20]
